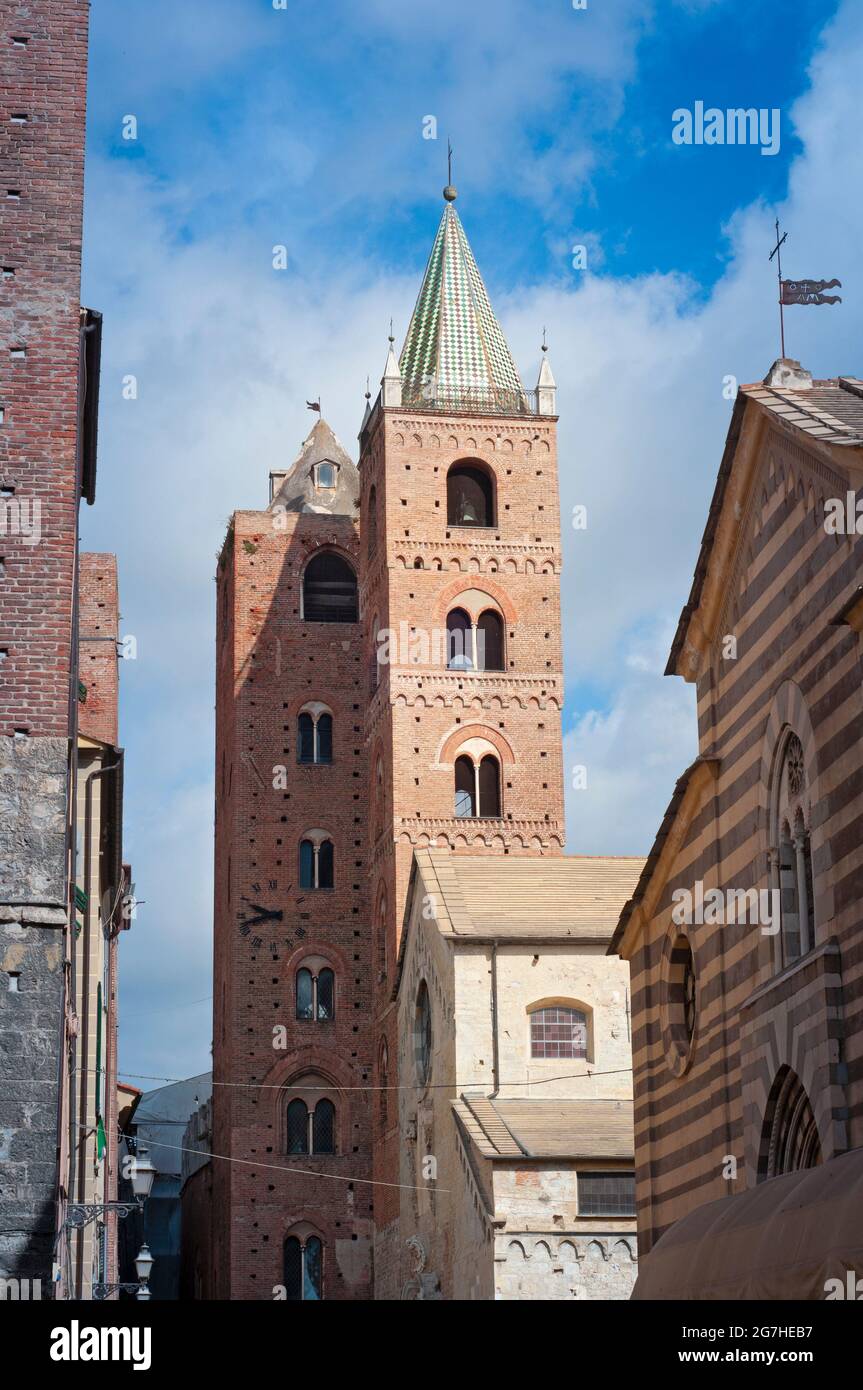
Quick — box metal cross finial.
[448,139,453,187]
[769,217,789,358]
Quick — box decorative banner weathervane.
[769,218,842,358]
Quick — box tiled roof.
[399,202,526,406]
[666,369,863,677]
[740,377,863,446]
[417,849,645,940]
[455,1096,634,1161]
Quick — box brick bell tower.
[212,421,373,1300]
[360,183,566,1295]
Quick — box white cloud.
[78,0,863,1077]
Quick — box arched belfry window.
[447,462,495,527]
[769,730,814,967]
[454,747,501,818]
[759,1066,822,1180]
[477,610,504,670]
[297,703,333,764]
[284,1229,324,1301]
[303,552,358,623]
[446,606,505,672]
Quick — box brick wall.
[0,0,91,1292]
[0,1,90,738]
[212,506,373,1300]
[78,553,119,745]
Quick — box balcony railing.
[401,384,538,417]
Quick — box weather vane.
[769,218,841,360]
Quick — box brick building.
[611,359,863,1298]
[0,0,102,1294]
[211,185,637,1299]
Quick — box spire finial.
[443,139,457,202]
[541,325,548,353]
[388,317,394,345]
[365,374,371,401]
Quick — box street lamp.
[134,1244,154,1284]
[130,1146,156,1202]
[92,1244,156,1301]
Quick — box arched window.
[454,755,476,818]
[299,835,334,890]
[379,1038,389,1133]
[285,1091,337,1155]
[367,484,378,556]
[297,704,333,764]
[759,1066,822,1180]
[447,462,495,527]
[454,751,501,818]
[286,1098,309,1154]
[769,730,814,966]
[530,1005,588,1059]
[315,461,337,490]
[377,887,388,978]
[446,608,473,670]
[303,552,358,623]
[477,610,504,671]
[296,964,335,1021]
[479,754,500,817]
[284,1233,323,1301]
[415,980,432,1086]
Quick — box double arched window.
[446,607,504,671]
[447,462,495,527]
[297,703,333,764]
[299,833,334,890]
[286,1093,336,1155]
[769,730,814,966]
[284,1231,324,1301]
[302,552,358,623]
[454,752,501,818]
[529,1004,589,1060]
[296,962,335,1021]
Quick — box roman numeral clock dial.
[236,881,306,958]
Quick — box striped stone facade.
[611,365,863,1265]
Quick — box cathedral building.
[211,184,641,1300]
[611,359,863,1298]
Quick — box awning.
[633,1148,863,1300]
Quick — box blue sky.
[78,0,859,1081]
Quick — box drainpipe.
[70,757,120,1298]
[490,942,500,1098]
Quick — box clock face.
[236,880,307,958]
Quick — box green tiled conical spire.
[399,197,528,413]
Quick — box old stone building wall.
[0,0,91,1290]
[613,373,863,1270]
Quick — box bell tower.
[359,186,566,1294]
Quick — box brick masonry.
[0,0,91,1288]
